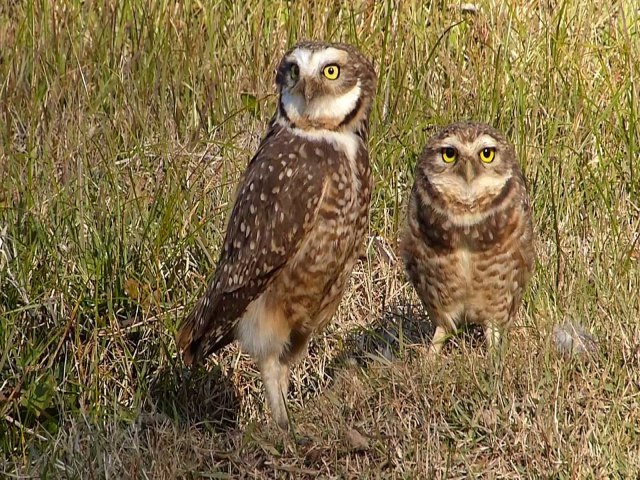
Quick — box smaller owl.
[400,122,535,354]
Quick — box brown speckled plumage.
[177,41,376,429]
[400,122,535,354]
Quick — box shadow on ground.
[336,302,486,367]
[147,300,489,434]
[149,362,240,431]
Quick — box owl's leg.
[258,355,290,430]
[278,361,290,400]
[274,327,312,413]
[484,324,501,350]
[236,293,293,429]
[429,326,448,356]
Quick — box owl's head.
[418,122,519,209]
[274,41,376,135]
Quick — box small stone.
[552,321,598,358]
[345,428,369,452]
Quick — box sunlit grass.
[1,0,639,477]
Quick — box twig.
[3,414,48,442]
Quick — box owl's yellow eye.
[290,64,299,81]
[480,147,496,163]
[442,147,457,163]
[323,64,340,80]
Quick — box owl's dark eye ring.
[290,64,299,81]
[442,147,457,163]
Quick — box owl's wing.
[177,133,329,364]
[515,171,536,271]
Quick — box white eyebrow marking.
[474,134,499,151]
[287,47,346,76]
[438,134,499,157]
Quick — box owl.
[177,41,377,429]
[400,122,535,354]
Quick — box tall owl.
[400,122,535,354]
[177,41,377,429]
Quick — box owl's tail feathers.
[176,303,205,366]
[176,294,235,366]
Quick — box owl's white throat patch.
[293,128,362,169]
[431,173,508,202]
[429,174,511,226]
[281,80,362,125]
[278,80,364,170]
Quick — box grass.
[1,0,639,477]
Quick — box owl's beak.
[298,78,319,102]
[464,160,475,184]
